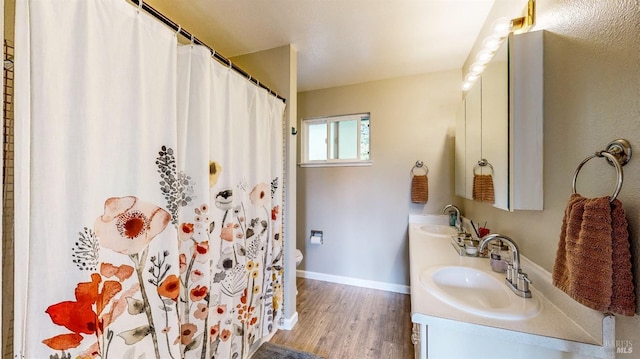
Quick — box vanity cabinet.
[409,214,615,359]
[455,31,544,211]
[411,323,423,359]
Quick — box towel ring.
[411,161,429,176]
[572,139,632,203]
[473,159,494,175]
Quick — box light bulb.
[475,50,493,65]
[469,62,486,75]
[491,17,511,38]
[482,35,502,52]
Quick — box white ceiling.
[145,0,495,92]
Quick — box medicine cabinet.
[455,31,543,211]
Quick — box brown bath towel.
[411,175,428,203]
[552,194,636,316]
[472,174,495,204]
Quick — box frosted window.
[307,122,327,161]
[301,113,371,167]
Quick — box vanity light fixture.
[511,0,536,34]
[462,0,536,91]
[461,17,510,92]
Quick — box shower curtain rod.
[129,0,286,103]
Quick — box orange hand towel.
[411,175,428,203]
[472,174,495,204]
[552,193,636,316]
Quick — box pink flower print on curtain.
[43,195,172,358]
[96,196,171,359]
[249,182,269,207]
[95,196,171,255]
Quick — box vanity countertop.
[409,214,613,357]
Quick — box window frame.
[300,113,372,167]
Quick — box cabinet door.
[481,41,509,210]
[455,32,543,210]
[455,99,466,198]
[464,80,482,199]
[509,31,543,210]
[412,322,426,359]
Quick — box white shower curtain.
[14,1,285,358]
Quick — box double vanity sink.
[416,222,540,320]
[419,265,540,321]
[409,214,614,359]
[416,223,457,238]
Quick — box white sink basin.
[418,224,457,238]
[419,265,541,320]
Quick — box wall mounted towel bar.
[572,139,632,202]
[473,158,494,175]
[411,160,429,176]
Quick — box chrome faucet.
[441,204,463,234]
[478,234,532,298]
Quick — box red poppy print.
[43,273,124,351]
[210,324,220,342]
[190,285,208,302]
[179,222,195,242]
[158,274,180,301]
[193,241,209,263]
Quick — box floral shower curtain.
[14,1,285,358]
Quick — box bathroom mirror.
[455,32,543,211]
[454,99,466,197]
[465,78,482,200]
[456,39,508,210]
[479,39,508,210]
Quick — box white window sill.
[299,161,373,168]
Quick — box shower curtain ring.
[137,0,143,13]
[176,25,181,37]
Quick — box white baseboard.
[279,311,298,330]
[296,269,410,294]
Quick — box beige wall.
[297,69,461,286]
[462,0,640,349]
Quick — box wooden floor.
[270,277,414,359]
